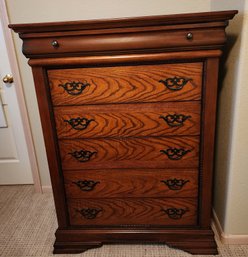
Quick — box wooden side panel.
[31,67,68,227]
[199,58,220,228]
[54,102,201,138]
[64,169,198,198]
[48,62,202,105]
[68,198,197,226]
[59,136,199,170]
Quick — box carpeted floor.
[0,185,247,257]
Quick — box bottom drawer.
[68,198,197,226]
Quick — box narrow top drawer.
[48,62,202,106]
[10,11,236,58]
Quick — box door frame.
[0,0,42,192]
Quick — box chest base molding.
[54,228,217,255]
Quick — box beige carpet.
[0,185,247,257]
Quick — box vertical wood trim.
[0,0,42,192]
[199,58,219,228]
[32,66,68,227]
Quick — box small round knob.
[51,40,59,48]
[3,74,14,84]
[186,32,193,40]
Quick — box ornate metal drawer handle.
[76,208,102,219]
[161,179,189,190]
[73,180,100,191]
[69,150,96,162]
[160,148,191,160]
[160,114,191,127]
[64,117,95,130]
[162,208,188,219]
[159,77,192,91]
[59,81,90,95]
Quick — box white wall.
[6,0,210,23]
[211,0,248,235]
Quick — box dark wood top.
[9,10,237,33]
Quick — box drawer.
[59,136,199,170]
[64,169,198,198]
[48,62,202,106]
[68,198,197,226]
[54,102,200,139]
[21,28,226,58]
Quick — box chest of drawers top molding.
[10,10,237,255]
[10,10,237,59]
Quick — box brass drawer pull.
[162,208,188,219]
[51,40,59,48]
[186,32,193,40]
[59,81,90,95]
[73,180,99,191]
[160,148,191,160]
[159,77,192,91]
[69,150,96,162]
[161,179,189,190]
[64,117,95,130]
[160,114,191,127]
[76,208,102,219]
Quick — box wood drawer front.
[55,102,200,139]
[64,169,198,198]
[48,62,202,106]
[59,136,199,170]
[21,28,226,58]
[68,198,197,226]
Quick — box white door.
[0,18,33,184]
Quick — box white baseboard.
[41,185,52,193]
[212,209,248,244]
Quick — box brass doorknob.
[3,74,14,84]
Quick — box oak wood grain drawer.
[59,136,199,170]
[64,169,198,198]
[54,102,200,139]
[48,62,202,106]
[68,198,197,226]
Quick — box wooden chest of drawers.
[10,10,237,255]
